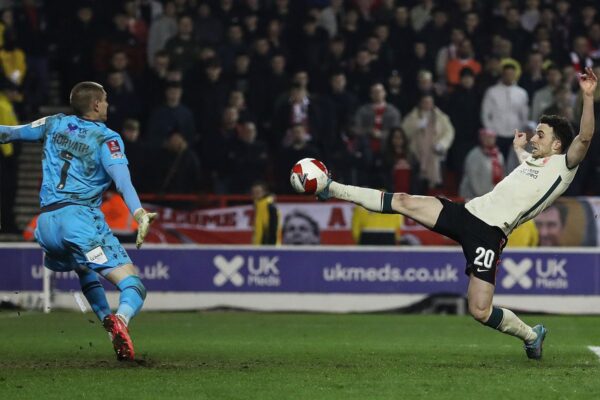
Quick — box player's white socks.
[116,313,130,326]
[496,308,537,343]
[329,182,386,212]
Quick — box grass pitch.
[1,311,599,399]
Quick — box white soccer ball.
[289,158,329,194]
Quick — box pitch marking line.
[587,346,600,361]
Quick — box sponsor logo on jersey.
[67,123,78,132]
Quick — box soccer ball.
[290,158,329,194]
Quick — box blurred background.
[1,0,600,314]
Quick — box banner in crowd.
[144,197,600,246]
[2,246,598,296]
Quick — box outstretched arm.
[513,129,530,163]
[0,119,47,143]
[567,67,598,169]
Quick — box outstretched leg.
[468,275,546,359]
[321,181,443,228]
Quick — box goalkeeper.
[0,81,156,361]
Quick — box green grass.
[1,311,600,399]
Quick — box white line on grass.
[587,346,600,361]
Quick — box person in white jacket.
[481,63,529,158]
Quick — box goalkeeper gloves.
[133,208,157,249]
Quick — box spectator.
[104,70,141,132]
[251,53,289,130]
[59,4,98,99]
[347,48,378,102]
[230,51,252,93]
[410,0,434,32]
[445,38,481,88]
[447,67,482,176]
[542,85,575,123]
[436,28,466,85]
[218,23,247,73]
[292,16,328,75]
[386,70,411,117]
[402,94,455,193]
[183,57,230,136]
[318,0,343,38]
[519,51,546,101]
[204,106,240,193]
[497,6,531,61]
[120,119,151,192]
[146,81,197,148]
[143,50,170,115]
[325,71,359,139]
[146,0,177,65]
[94,11,145,75]
[229,121,269,194]
[320,36,349,87]
[531,65,563,121]
[421,8,451,59]
[481,63,529,158]
[107,50,137,92]
[354,82,401,155]
[272,82,329,150]
[459,128,505,199]
[568,36,593,73]
[157,127,203,194]
[164,15,200,73]
[194,3,224,47]
[383,126,412,194]
[228,90,254,124]
[390,5,415,64]
[251,181,281,245]
[520,0,541,33]
[0,30,26,87]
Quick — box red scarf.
[482,145,504,184]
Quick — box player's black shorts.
[432,197,507,285]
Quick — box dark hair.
[546,202,568,227]
[69,81,105,116]
[539,114,575,153]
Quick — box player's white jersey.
[465,154,578,235]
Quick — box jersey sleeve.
[100,135,129,167]
[0,115,55,143]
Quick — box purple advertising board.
[1,246,599,296]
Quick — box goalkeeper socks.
[484,306,537,343]
[78,272,111,321]
[329,182,394,213]
[116,275,146,325]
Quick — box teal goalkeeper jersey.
[0,113,129,208]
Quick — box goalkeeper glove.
[133,208,157,249]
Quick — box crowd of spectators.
[3,0,600,210]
